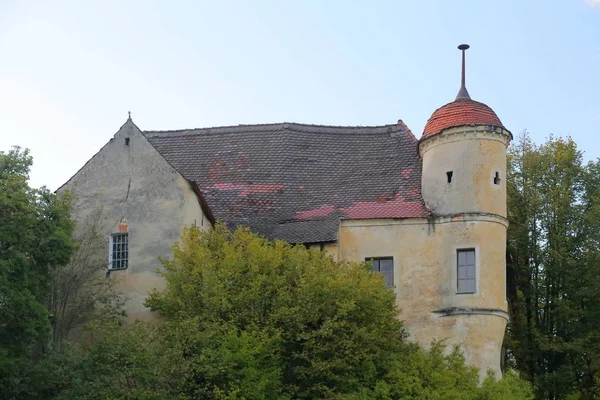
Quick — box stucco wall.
[339,216,508,378]
[420,127,511,216]
[308,242,339,261]
[58,119,209,321]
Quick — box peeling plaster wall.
[58,120,209,321]
[339,216,508,379]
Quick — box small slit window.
[109,233,129,270]
[447,171,453,183]
[457,249,476,293]
[366,257,394,288]
[125,138,130,146]
[493,171,501,185]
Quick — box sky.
[0,0,599,190]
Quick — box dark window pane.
[110,233,129,270]
[366,257,394,288]
[379,259,393,273]
[382,270,394,288]
[370,259,380,272]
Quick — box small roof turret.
[421,44,505,140]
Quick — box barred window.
[109,233,129,270]
[366,257,394,289]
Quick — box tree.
[146,223,407,398]
[0,147,74,395]
[505,132,600,399]
[21,223,532,399]
[25,320,176,400]
[48,209,125,349]
[144,224,532,399]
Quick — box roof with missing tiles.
[144,122,428,243]
[422,98,504,139]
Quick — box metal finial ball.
[458,44,470,51]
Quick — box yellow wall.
[420,127,510,216]
[339,214,508,379]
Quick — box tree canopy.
[0,147,74,394]
[143,224,530,399]
[506,132,600,399]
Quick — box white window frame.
[108,233,129,270]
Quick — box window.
[457,249,476,293]
[447,171,453,183]
[367,257,394,288]
[493,171,501,185]
[109,233,129,270]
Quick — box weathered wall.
[307,242,339,261]
[339,215,508,379]
[58,119,209,321]
[420,127,511,216]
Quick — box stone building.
[58,46,511,377]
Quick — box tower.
[419,45,512,377]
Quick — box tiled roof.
[145,122,428,243]
[422,98,503,139]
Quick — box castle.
[58,45,512,377]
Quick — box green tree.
[24,223,532,399]
[0,147,74,395]
[144,224,532,399]
[26,321,176,400]
[147,223,407,398]
[505,132,600,399]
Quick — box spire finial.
[128,111,131,120]
[455,44,471,100]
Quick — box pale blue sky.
[0,0,598,190]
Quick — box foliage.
[477,371,535,400]
[49,209,125,348]
[0,147,75,395]
[25,321,176,400]
[147,223,407,398]
[143,224,532,399]
[8,223,533,399]
[505,131,600,399]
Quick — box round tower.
[419,44,512,378]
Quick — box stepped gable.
[145,122,427,243]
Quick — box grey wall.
[58,119,208,320]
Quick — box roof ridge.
[144,121,407,135]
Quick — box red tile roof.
[422,98,503,139]
[145,123,428,244]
